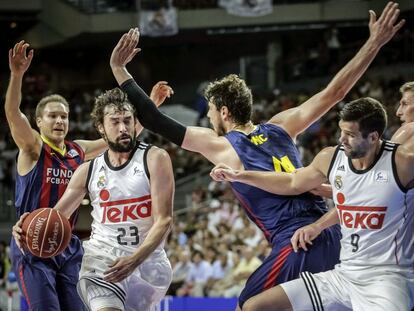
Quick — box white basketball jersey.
[328,141,413,269]
[86,142,163,253]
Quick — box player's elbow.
[290,180,307,195]
[158,215,173,235]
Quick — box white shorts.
[77,240,172,311]
[281,265,414,311]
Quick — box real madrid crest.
[97,175,106,189]
[334,175,343,190]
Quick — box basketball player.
[211,97,414,311]
[13,88,174,311]
[7,41,172,311]
[108,2,403,309]
[392,81,414,144]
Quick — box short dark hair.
[204,74,252,125]
[339,97,387,138]
[91,88,135,131]
[35,94,69,118]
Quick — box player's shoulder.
[317,146,338,159]
[146,146,171,163]
[392,123,414,144]
[77,161,92,174]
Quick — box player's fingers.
[377,2,393,23]
[291,232,300,252]
[27,49,34,64]
[383,2,398,26]
[368,10,376,27]
[18,212,30,226]
[393,19,405,33]
[14,40,23,54]
[388,7,400,27]
[299,231,308,251]
[304,231,313,246]
[209,171,221,181]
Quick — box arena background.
[0,0,413,310]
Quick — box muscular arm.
[5,42,41,155]
[213,147,335,195]
[54,162,89,219]
[131,147,174,262]
[269,2,404,139]
[110,29,235,166]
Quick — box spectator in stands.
[177,250,213,297]
[222,247,262,298]
[168,250,193,296]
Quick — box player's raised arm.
[110,28,233,165]
[54,162,89,219]
[269,2,404,139]
[104,147,174,283]
[5,41,40,153]
[211,147,335,195]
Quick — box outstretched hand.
[368,1,405,47]
[150,81,174,107]
[110,28,141,69]
[9,41,34,76]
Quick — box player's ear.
[36,116,42,128]
[97,123,105,137]
[368,131,379,143]
[221,106,230,120]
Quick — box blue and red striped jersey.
[14,140,85,227]
[225,123,327,245]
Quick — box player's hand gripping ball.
[21,208,71,258]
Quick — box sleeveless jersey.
[86,142,161,254]
[225,123,327,244]
[15,140,85,226]
[328,141,413,269]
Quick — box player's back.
[225,123,328,244]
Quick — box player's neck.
[41,135,66,156]
[351,140,382,170]
[228,121,256,135]
[107,150,131,167]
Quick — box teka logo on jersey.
[99,195,152,223]
[338,205,387,229]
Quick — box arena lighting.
[206,21,365,35]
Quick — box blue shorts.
[10,235,86,311]
[238,224,341,308]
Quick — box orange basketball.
[21,208,71,258]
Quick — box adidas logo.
[337,165,345,171]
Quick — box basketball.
[21,208,71,258]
